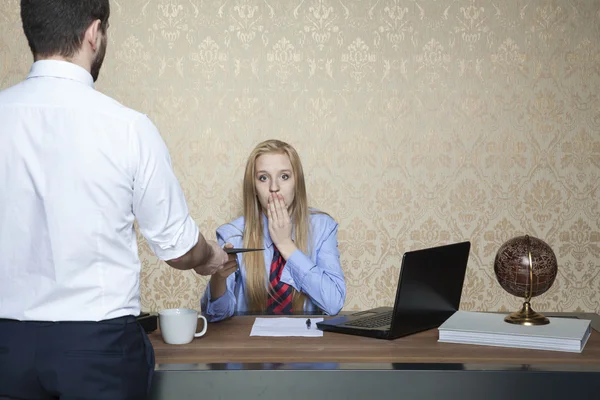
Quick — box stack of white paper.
[438,311,592,353]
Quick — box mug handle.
[194,315,208,337]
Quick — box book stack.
[438,311,592,353]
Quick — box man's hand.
[193,240,229,276]
[166,233,228,273]
[210,243,238,279]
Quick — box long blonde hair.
[242,139,309,312]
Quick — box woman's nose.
[269,182,279,192]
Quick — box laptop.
[316,241,471,340]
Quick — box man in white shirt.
[0,1,229,399]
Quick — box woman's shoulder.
[309,208,337,227]
[216,216,245,238]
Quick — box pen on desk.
[306,318,311,329]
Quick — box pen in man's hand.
[306,318,311,329]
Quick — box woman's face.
[254,152,295,213]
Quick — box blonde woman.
[201,139,346,321]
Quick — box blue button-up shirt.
[201,211,346,321]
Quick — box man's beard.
[90,33,107,82]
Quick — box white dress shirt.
[0,60,199,321]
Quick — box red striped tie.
[266,246,293,314]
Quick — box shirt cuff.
[150,215,199,261]
[202,282,233,322]
[279,249,313,291]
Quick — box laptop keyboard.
[344,311,393,328]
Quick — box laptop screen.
[391,241,471,319]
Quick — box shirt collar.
[262,213,273,248]
[27,60,94,88]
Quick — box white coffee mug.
[158,308,207,345]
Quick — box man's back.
[0,60,192,321]
[0,3,230,398]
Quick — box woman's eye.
[258,175,268,182]
[281,174,289,180]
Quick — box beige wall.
[1,0,599,314]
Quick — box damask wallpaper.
[1,0,599,314]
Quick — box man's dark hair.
[21,0,110,58]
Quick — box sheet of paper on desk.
[250,318,324,337]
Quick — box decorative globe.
[493,235,558,325]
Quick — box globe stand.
[504,301,549,326]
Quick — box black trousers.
[0,315,154,400]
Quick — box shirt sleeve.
[201,275,237,322]
[279,218,346,315]
[200,225,241,321]
[130,115,199,261]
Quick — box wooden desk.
[149,315,600,365]
[149,313,600,400]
